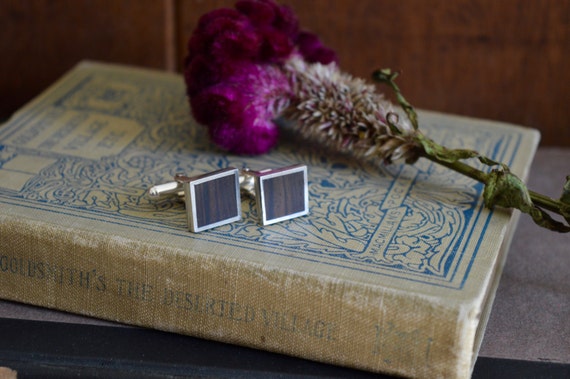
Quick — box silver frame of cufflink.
[148,164,309,232]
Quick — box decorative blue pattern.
[0,65,522,289]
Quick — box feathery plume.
[183,0,570,232]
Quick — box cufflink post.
[148,168,241,233]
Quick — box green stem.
[374,67,569,232]
[422,151,563,215]
[527,190,565,215]
[423,153,487,183]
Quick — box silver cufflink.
[148,164,309,232]
[148,168,241,233]
[240,164,309,226]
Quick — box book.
[0,61,539,378]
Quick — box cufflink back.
[148,168,241,233]
[241,164,309,226]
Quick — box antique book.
[0,62,539,378]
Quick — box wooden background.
[2,0,568,146]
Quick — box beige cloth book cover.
[0,62,539,378]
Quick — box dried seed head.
[283,56,421,164]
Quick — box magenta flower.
[190,63,292,154]
[184,0,570,233]
[184,0,336,155]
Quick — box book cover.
[0,62,539,378]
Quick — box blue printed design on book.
[0,67,521,288]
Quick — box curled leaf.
[484,168,532,209]
[416,133,479,163]
[484,168,570,232]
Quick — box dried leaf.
[484,168,570,232]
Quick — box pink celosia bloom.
[184,0,336,155]
[190,63,292,154]
[183,1,570,233]
[296,31,338,64]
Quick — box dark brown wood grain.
[261,171,306,222]
[2,0,569,146]
[193,173,239,229]
[0,0,169,118]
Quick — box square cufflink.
[181,168,241,232]
[241,164,309,226]
[148,168,241,232]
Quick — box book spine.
[0,215,472,379]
